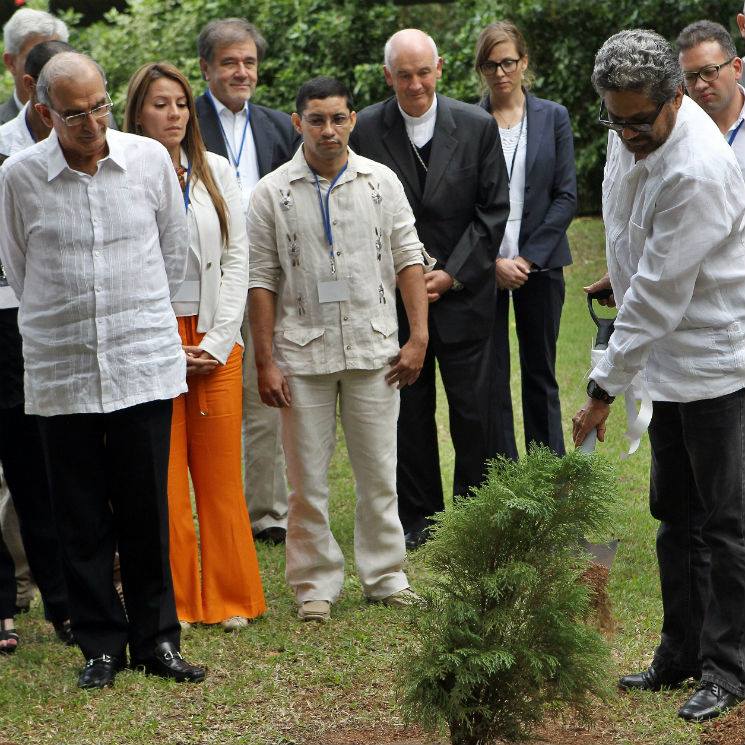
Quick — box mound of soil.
[700,703,745,745]
[581,563,615,636]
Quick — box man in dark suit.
[351,28,513,548]
[195,18,300,545]
[0,8,68,125]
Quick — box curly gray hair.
[592,29,682,104]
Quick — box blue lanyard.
[313,163,348,252]
[183,162,192,212]
[206,89,250,179]
[729,119,744,146]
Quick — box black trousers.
[495,269,565,456]
[396,312,517,534]
[649,389,745,697]
[0,404,69,623]
[37,399,179,661]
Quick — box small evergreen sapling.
[400,447,616,744]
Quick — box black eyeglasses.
[682,57,736,85]
[597,98,666,133]
[478,58,520,76]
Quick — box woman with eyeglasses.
[124,62,265,632]
[474,21,577,455]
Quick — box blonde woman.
[475,22,577,455]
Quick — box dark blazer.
[195,92,300,178]
[0,96,20,127]
[351,94,509,343]
[479,92,576,269]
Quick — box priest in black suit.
[351,29,513,548]
[195,18,300,545]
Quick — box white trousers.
[281,368,409,603]
[242,319,289,533]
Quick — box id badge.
[317,279,350,303]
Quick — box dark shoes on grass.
[619,664,698,692]
[79,642,206,689]
[678,683,742,722]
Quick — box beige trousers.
[281,368,409,604]
[242,319,288,533]
[0,465,35,607]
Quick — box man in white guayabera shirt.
[0,52,205,690]
[248,77,428,624]
[573,30,745,724]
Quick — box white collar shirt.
[0,102,36,157]
[591,95,745,402]
[725,84,745,175]
[0,103,35,310]
[248,146,426,376]
[207,89,260,211]
[0,128,189,416]
[398,96,437,147]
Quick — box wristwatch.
[586,379,615,404]
[450,277,464,292]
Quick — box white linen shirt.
[592,95,745,402]
[0,128,189,416]
[248,146,426,376]
[0,102,35,158]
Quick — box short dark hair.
[197,18,267,63]
[295,77,354,115]
[677,20,737,58]
[24,39,73,79]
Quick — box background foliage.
[0,0,742,210]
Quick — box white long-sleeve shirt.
[592,96,745,402]
[0,128,188,416]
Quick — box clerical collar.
[398,96,437,148]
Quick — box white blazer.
[186,150,249,364]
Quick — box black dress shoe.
[52,619,75,646]
[134,641,206,683]
[254,526,286,545]
[678,682,743,722]
[404,526,431,550]
[78,654,122,689]
[619,664,697,691]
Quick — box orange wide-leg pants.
[168,316,266,624]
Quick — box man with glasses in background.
[574,29,745,723]
[196,18,300,547]
[0,52,204,689]
[248,77,428,623]
[678,21,745,173]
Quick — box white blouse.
[497,117,527,260]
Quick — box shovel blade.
[579,537,619,570]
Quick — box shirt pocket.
[276,322,326,372]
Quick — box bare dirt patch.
[700,703,745,745]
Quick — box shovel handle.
[577,428,597,454]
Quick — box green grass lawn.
[0,217,705,744]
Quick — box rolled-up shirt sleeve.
[247,182,282,293]
[591,174,733,395]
